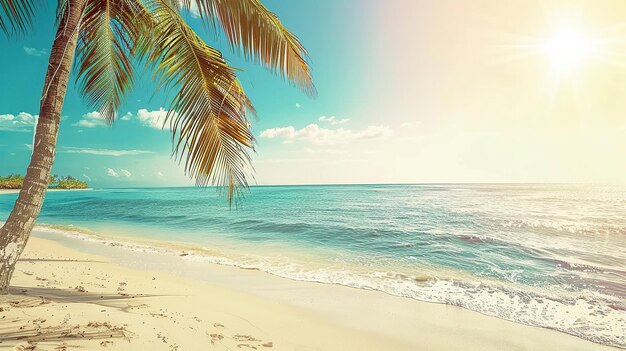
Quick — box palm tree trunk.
[0,0,86,294]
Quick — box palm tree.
[0,0,314,294]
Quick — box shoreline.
[0,229,620,350]
[0,188,93,195]
[30,222,626,349]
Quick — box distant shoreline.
[0,188,93,195]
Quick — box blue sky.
[2,1,626,187]
[0,1,381,187]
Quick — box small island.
[0,174,89,190]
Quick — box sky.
[1,0,626,187]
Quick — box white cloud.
[106,168,119,177]
[74,111,107,128]
[61,147,155,156]
[82,174,92,181]
[0,112,38,131]
[74,111,133,127]
[318,116,350,125]
[120,169,132,177]
[295,103,301,108]
[260,124,393,145]
[136,108,173,130]
[260,126,297,140]
[400,121,420,129]
[23,46,49,57]
[156,171,164,177]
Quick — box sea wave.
[34,223,626,349]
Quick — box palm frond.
[190,0,315,95]
[0,0,36,36]
[139,0,255,202]
[56,0,70,24]
[75,0,149,122]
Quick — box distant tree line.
[0,174,89,190]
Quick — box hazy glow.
[541,28,596,74]
[344,1,626,185]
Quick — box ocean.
[1,184,624,347]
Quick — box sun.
[500,22,604,80]
[540,28,597,75]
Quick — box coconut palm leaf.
[0,0,36,36]
[189,0,315,95]
[140,0,255,201]
[74,0,149,122]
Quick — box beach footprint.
[204,323,273,349]
[232,334,273,349]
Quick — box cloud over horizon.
[0,112,38,131]
[318,116,350,125]
[260,123,392,145]
[73,109,173,129]
[74,111,107,128]
[62,147,155,156]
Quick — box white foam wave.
[36,224,626,349]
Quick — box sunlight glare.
[542,28,596,74]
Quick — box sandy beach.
[0,190,20,195]
[0,230,619,351]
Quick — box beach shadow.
[6,286,166,311]
[0,322,126,346]
[0,286,170,348]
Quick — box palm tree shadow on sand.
[0,285,166,347]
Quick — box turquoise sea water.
[1,184,625,347]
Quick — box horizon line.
[91,181,626,189]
